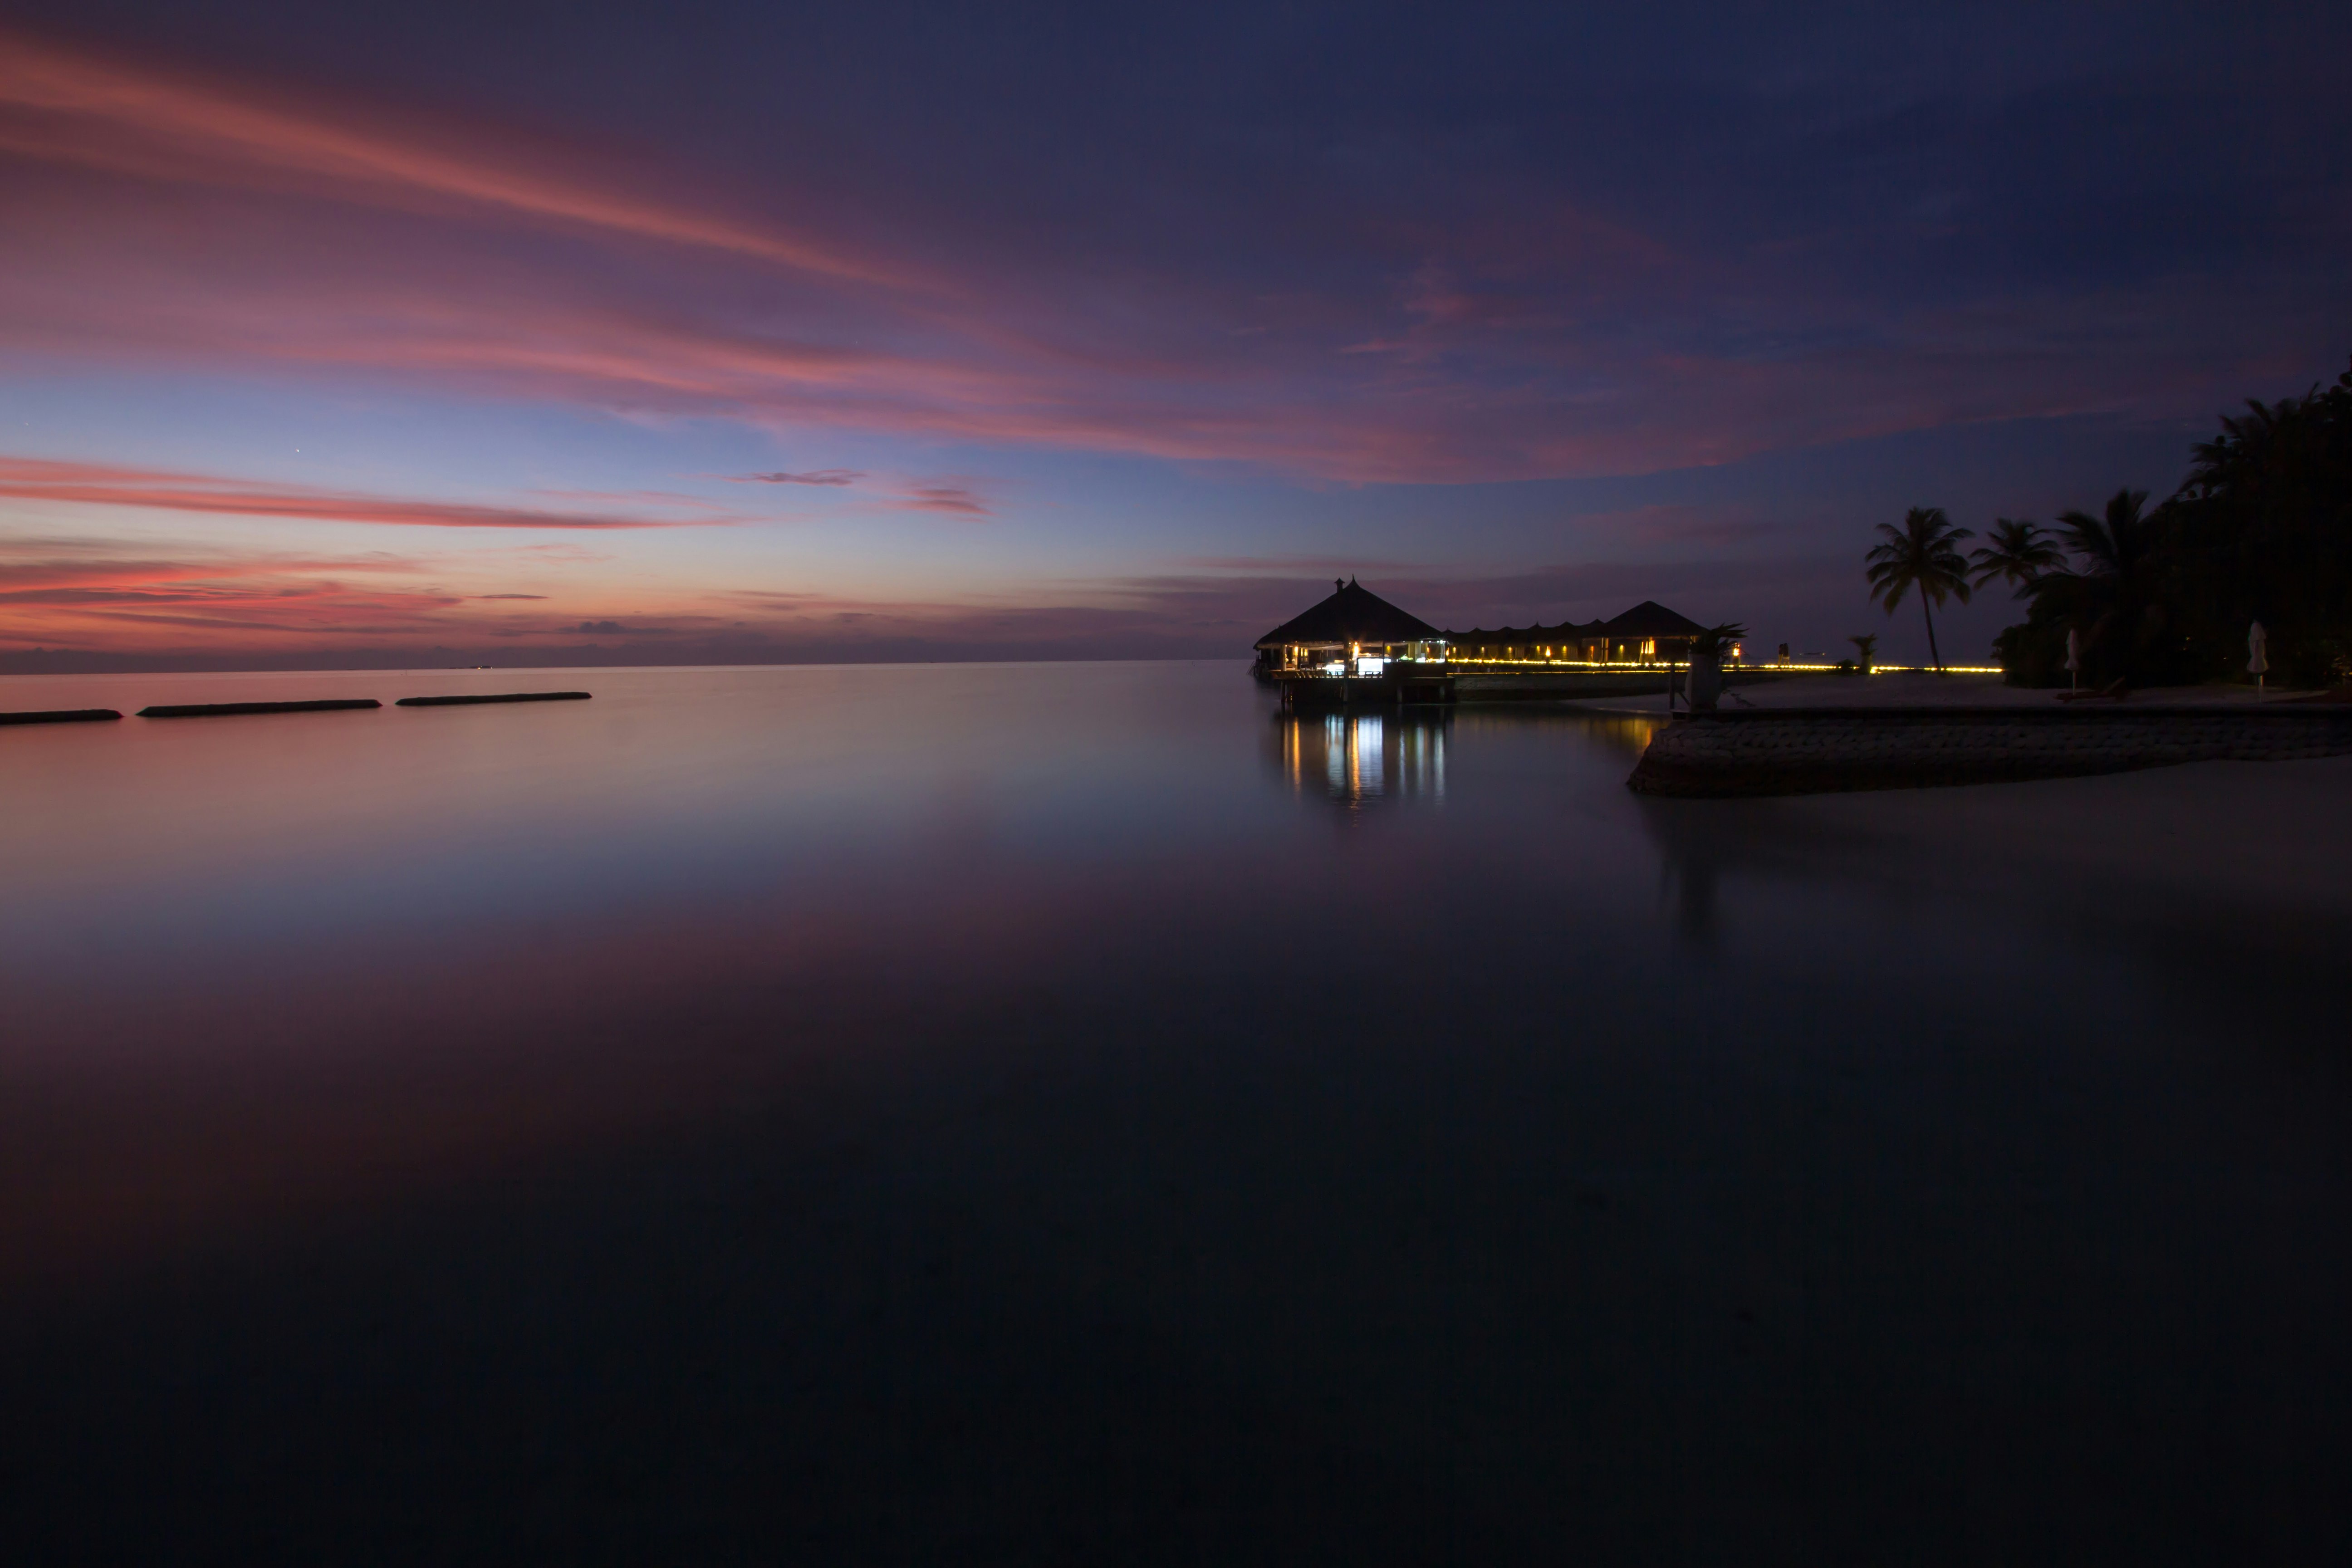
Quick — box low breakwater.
[0,708,121,726]
[1627,706,2352,797]
[0,692,593,727]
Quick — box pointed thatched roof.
[1254,578,1441,649]
[1598,601,1707,639]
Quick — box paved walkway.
[1581,671,2282,715]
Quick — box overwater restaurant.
[1443,600,1713,665]
[1252,578,1448,676]
[1253,581,1716,674]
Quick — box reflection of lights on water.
[1588,715,1664,759]
[1282,712,1444,807]
[1354,714,1382,794]
[1406,719,1444,798]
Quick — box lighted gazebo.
[1252,578,1446,677]
[1441,602,1709,664]
[1593,601,1709,663]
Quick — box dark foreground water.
[3,662,2348,1563]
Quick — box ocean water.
[2,661,2347,1563]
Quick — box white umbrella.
[2249,620,2268,698]
[2064,627,2081,693]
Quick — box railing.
[1440,659,2006,675]
[1272,660,2007,676]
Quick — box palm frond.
[1690,621,1748,658]
[1862,505,1976,642]
[1969,517,2062,592]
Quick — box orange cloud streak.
[0,456,731,530]
[0,569,464,646]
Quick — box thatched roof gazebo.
[1253,577,1722,677]
[1254,578,1444,673]
[1595,601,1709,661]
[1443,602,1708,663]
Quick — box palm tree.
[2054,488,2158,583]
[1865,507,1974,672]
[1847,632,1879,670]
[1689,621,1749,659]
[1684,622,1748,710]
[2041,488,2168,681]
[1969,518,2061,594]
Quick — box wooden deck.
[1270,664,1806,710]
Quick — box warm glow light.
[1281,657,2010,676]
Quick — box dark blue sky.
[2,2,2346,665]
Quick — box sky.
[1,0,2346,671]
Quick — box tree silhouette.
[2054,489,2158,583]
[1865,507,1974,671]
[1847,632,1879,668]
[2168,360,2352,684]
[1689,621,1749,659]
[1970,518,2061,594]
[2036,488,2169,682]
[1988,355,2352,688]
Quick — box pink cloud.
[0,536,588,651]
[0,565,469,644]
[0,28,2328,495]
[5,236,2273,485]
[0,28,918,286]
[897,484,991,517]
[0,547,1828,668]
[0,456,733,529]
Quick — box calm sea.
[3,661,2347,1563]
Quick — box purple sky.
[2,2,2347,669]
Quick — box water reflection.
[1577,711,1665,760]
[1636,796,1730,950]
[4,663,2350,1558]
[1265,710,1448,810]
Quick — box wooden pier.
[1274,664,1751,711]
[1275,666,1453,710]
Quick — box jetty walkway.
[1627,701,2352,796]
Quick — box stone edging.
[1626,706,2352,797]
